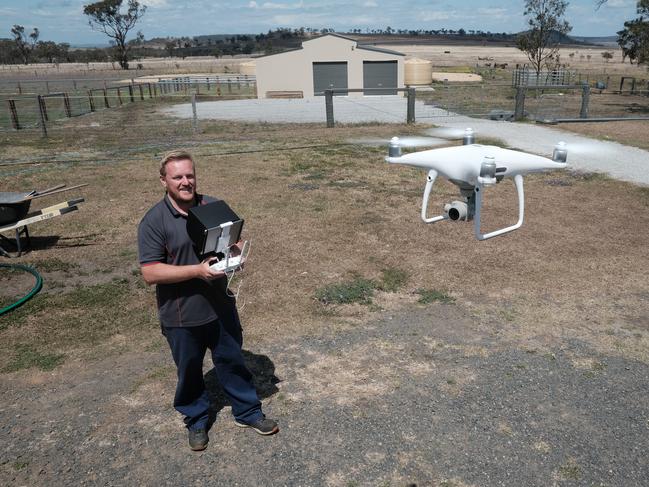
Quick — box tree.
[11,25,39,64]
[601,51,613,62]
[83,0,146,70]
[164,40,176,58]
[516,0,572,75]
[615,1,649,65]
[35,41,61,63]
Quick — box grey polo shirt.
[137,194,235,328]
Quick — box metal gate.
[313,62,348,96]
[363,61,398,95]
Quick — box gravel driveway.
[2,302,647,486]
[163,96,649,186]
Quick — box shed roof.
[254,33,404,59]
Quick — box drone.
[377,128,569,240]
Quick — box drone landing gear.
[420,170,526,241]
[474,174,525,241]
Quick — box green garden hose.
[0,263,43,316]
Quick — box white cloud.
[349,15,377,25]
[271,13,328,25]
[604,0,632,7]
[363,0,378,7]
[143,0,169,6]
[249,0,305,9]
[420,10,453,22]
[476,8,508,17]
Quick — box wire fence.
[0,76,257,133]
[2,77,648,136]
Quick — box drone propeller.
[347,136,448,148]
[424,127,475,140]
[551,139,612,163]
[558,140,609,155]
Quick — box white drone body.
[385,130,568,240]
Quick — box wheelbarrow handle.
[33,184,66,197]
[28,184,88,200]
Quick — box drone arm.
[421,169,447,224]
[474,174,525,240]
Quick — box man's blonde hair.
[159,150,194,177]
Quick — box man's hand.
[141,259,225,285]
[229,240,243,257]
[196,257,226,281]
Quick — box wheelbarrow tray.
[0,193,34,226]
[0,198,84,257]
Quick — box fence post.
[39,95,48,121]
[45,80,50,94]
[325,89,334,128]
[406,87,416,124]
[37,95,47,137]
[73,80,77,91]
[514,87,526,121]
[191,93,198,132]
[88,90,95,112]
[139,83,144,100]
[128,84,134,102]
[580,82,590,119]
[7,100,20,129]
[103,88,110,108]
[117,87,123,105]
[63,93,72,117]
[17,82,22,94]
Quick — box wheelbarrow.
[0,184,87,257]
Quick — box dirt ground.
[0,61,648,484]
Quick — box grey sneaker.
[188,428,209,451]
[234,416,279,436]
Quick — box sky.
[0,0,641,45]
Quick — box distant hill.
[571,36,618,47]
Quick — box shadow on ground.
[205,349,280,422]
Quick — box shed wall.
[255,35,404,98]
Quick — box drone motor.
[552,141,568,163]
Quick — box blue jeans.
[164,311,262,431]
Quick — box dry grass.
[0,97,648,372]
[553,120,649,150]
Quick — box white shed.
[254,33,405,99]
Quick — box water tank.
[239,61,256,76]
[405,58,433,85]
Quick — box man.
[138,150,278,451]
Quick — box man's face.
[161,159,196,204]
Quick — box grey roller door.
[363,61,398,95]
[313,62,348,96]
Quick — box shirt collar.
[164,193,204,218]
